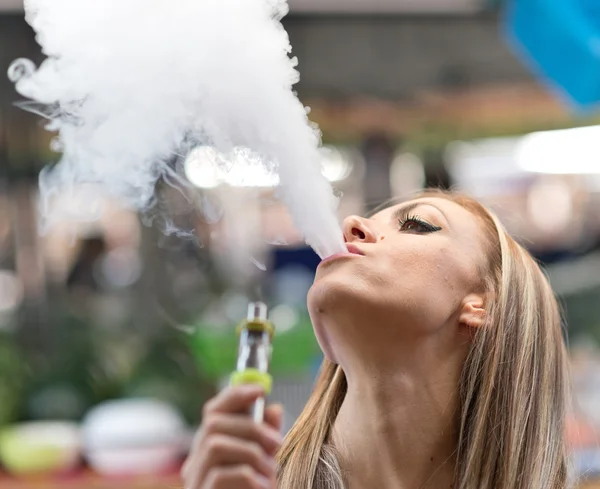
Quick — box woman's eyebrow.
[391,201,450,225]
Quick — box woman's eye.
[401,220,424,232]
[398,216,441,233]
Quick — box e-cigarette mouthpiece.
[248,302,268,323]
[230,301,274,423]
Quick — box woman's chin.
[310,318,338,364]
[307,280,375,358]
[307,284,349,363]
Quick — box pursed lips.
[345,243,364,256]
[318,244,365,267]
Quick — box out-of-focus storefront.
[1,0,600,487]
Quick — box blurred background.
[2,0,600,487]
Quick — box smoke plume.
[10,0,345,258]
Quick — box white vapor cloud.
[10,0,345,258]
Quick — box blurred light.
[390,152,425,197]
[269,304,299,334]
[183,147,225,189]
[223,292,250,323]
[320,146,353,182]
[97,247,142,290]
[228,148,279,188]
[445,137,526,196]
[527,179,573,234]
[446,138,522,177]
[0,270,24,312]
[184,145,352,189]
[516,125,600,175]
[184,146,278,189]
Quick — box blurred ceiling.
[0,0,484,14]
[288,0,483,14]
[0,0,20,11]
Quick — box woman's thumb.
[265,403,284,432]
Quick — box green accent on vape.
[230,369,273,395]
[236,320,274,338]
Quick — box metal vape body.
[231,302,274,423]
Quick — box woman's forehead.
[374,196,486,239]
[373,197,468,221]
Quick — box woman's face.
[307,196,489,365]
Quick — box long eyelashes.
[397,214,442,233]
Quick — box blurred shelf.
[0,470,180,489]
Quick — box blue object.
[504,0,600,110]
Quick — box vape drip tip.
[248,301,268,323]
[230,301,274,423]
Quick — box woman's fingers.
[203,385,265,416]
[264,404,283,433]
[195,434,276,481]
[202,413,282,455]
[203,465,272,489]
[182,386,282,489]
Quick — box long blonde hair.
[277,190,570,489]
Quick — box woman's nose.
[342,215,378,243]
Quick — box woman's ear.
[459,294,486,329]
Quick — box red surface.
[567,416,600,448]
[0,469,181,489]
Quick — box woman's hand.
[181,385,283,489]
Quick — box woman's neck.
[331,363,461,489]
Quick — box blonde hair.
[277,190,570,489]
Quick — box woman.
[182,190,570,489]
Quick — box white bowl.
[82,398,187,476]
